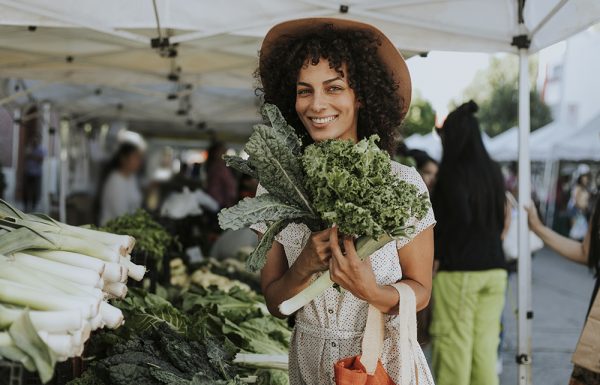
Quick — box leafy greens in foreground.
[70,284,290,385]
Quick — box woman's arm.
[393,226,434,312]
[259,228,332,318]
[501,198,512,241]
[526,204,590,265]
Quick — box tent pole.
[517,47,533,385]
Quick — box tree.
[455,55,553,137]
[401,93,436,137]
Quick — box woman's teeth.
[311,116,338,124]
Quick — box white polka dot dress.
[251,162,436,385]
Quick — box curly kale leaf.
[303,135,430,239]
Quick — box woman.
[569,165,592,240]
[251,19,436,385]
[527,197,600,385]
[98,142,143,225]
[430,101,509,385]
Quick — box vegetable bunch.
[70,282,290,385]
[100,209,175,270]
[218,104,430,315]
[0,200,146,383]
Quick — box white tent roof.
[487,126,519,161]
[404,130,491,162]
[553,112,600,160]
[486,116,599,162]
[1,0,599,138]
[404,132,442,161]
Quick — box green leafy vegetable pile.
[69,283,290,385]
[219,104,430,272]
[303,135,430,239]
[101,210,175,269]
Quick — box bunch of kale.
[219,104,430,272]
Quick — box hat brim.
[260,17,412,115]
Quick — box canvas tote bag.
[334,282,428,385]
[572,291,600,373]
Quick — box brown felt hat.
[260,17,412,115]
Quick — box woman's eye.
[297,89,311,95]
[328,86,343,92]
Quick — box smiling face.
[295,59,360,143]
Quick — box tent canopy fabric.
[554,112,600,160]
[487,116,600,162]
[1,0,599,138]
[487,126,519,161]
[404,130,492,162]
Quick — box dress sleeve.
[393,165,436,249]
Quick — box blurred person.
[239,174,259,200]
[191,162,202,180]
[569,164,592,240]
[23,135,46,211]
[527,196,600,385]
[505,161,518,198]
[409,149,439,192]
[205,142,238,209]
[430,101,510,385]
[98,142,144,225]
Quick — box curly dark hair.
[254,24,406,154]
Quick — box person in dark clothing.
[429,101,510,385]
[23,135,46,211]
[527,196,600,385]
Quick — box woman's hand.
[328,225,378,301]
[296,228,333,276]
[525,201,544,233]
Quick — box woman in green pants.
[430,101,510,385]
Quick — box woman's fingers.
[314,227,332,241]
[329,225,345,259]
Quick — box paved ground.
[423,247,596,385]
[499,248,594,385]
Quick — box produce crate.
[0,360,23,385]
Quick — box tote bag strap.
[360,303,385,374]
[360,282,419,384]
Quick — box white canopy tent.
[405,131,491,162]
[2,1,600,383]
[488,126,519,161]
[488,120,582,162]
[404,132,442,161]
[554,112,600,160]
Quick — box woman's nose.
[309,91,327,112]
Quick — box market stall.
[1,1,600,384]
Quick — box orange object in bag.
[334,283,420,385]
[334,354,396,385]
